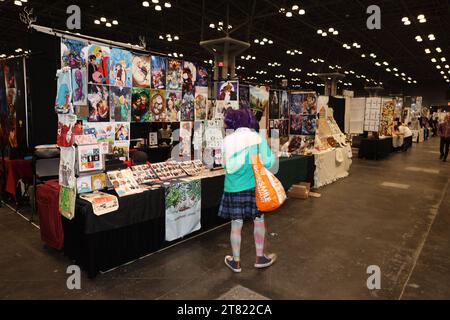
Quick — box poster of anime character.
[87,84,110,122]
[131,88,151,122]
[57,114,77,147]
[61,38,86,69]
[109,48,132,88]
[55,70,73,114]
[71,68,87,106]
[180,89,195,121]
[290,114,303,135]
[206,100,216,120]
[302,115,317,136]
[249,85,269,113]
[151,89,168,122]
[269,90,281,119]
[167,59,183,91]
[151,55,167,89]
[110,87,131,122]
[179,121,193,159]
[114,122,130,141]
[302,93,317,115]
[290,93,303,115]
[281,90,289,119]
[132,54,151,88]
[87,45,110,85]
[239,85,250,109]
[196,65,209,87]
[166,90,181,122]
[183,61,197,88]
[194,87,208,121]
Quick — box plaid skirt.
[218,188,261,220]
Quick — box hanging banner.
[165,180,201,242]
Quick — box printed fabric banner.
[165,180,201,241]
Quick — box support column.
[317,73,345,96]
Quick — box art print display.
[114,122,130,141]
[87,45,110,85]
[290,93,303,115]
[132,54,151,88]
[196,65,209,87]
[290,114,303,135]
[206,100,216,120]
[110,86,131,122]
[83,122,115,146]
[364,97,382,132]
[270,119,289,139]
[75,105,89,120]
[181,89,195,121]
[91,173,107,191]
[194,87,208,121]
[151,162,186,181]
[71,68,87,106]
[131,164,159,184]
[180,121,193,159]
[109,48,132,87]
[112,141,130,160]
[302,115,317,136]
[55,70,73,114]
[59,147,76,188]
[77,175,93,194]
[59,186,76,220]
[150,89,168,122]
[269,90,281,119]
[166,90,182,122]
[217,81,238,109]
[302,93,318,115]
[165,180,201,241]
[281,91,289,118]
[88,84,109,122]
[77,144,103,173]
[61,38,86,69]
[214,101,227,119]
[250,85,269,113]
[131,88,151,122]
[379,99,395,137]
[205,120,224,149]
[166,59,183,91]
[107,169,142,197]
[183,61,197,88]
[79,192,119,216]
[239,85,250,109]
[151,55,167,89]
[57,114,77,147]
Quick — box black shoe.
[440,155,444,160]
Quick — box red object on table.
[2,159,33,199]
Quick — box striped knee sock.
[254,215,266,257]
[231,220,243,261]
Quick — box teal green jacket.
[223,129,276,193]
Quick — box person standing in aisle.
[439,115,450,162]
[219,108,277,273]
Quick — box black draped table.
[63,155,314,278]
[358,137,394,160]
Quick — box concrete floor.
[1,137,449,300]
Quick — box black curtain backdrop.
[329,96,346,133]
[28,31,59,147]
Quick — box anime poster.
[59,186,76,220]
[131,88,151,122]
[166,90,182,122]
[112,141,130,160]
[87,84,109,122]
[302,115,317,136]
[151,55,167,89]
[87,45,110,85]
[183,61,197,89]
[150,89,168,122]
[71,68,87,106]
[239,85,250,109]
[167,59,183,91]
[61,38,86,69]
[194,87,208,121]
[269,90,281,119]
[110,86,131,122]
[250,85,269,113]
[302,93,317,115]
[78,144,103,173]
[59,147,76,188]
[196,65,209,87]
[281,91,289,119]
[132,54,151,88]
[55,70,73,114]
[181,89,195,121]
[207,100,216,120]
[290,114,303,135]
[215,101,227,119]
[290,93,304,115]
[270,119,289,139]
[179,121,193,159]
[165,180,201,241]
[57,114,77,147]
[115,122,130,141]
[217,81,239,109]
[109,48,132,88]
[91,173,107,191]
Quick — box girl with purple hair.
[219,108,277,273]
